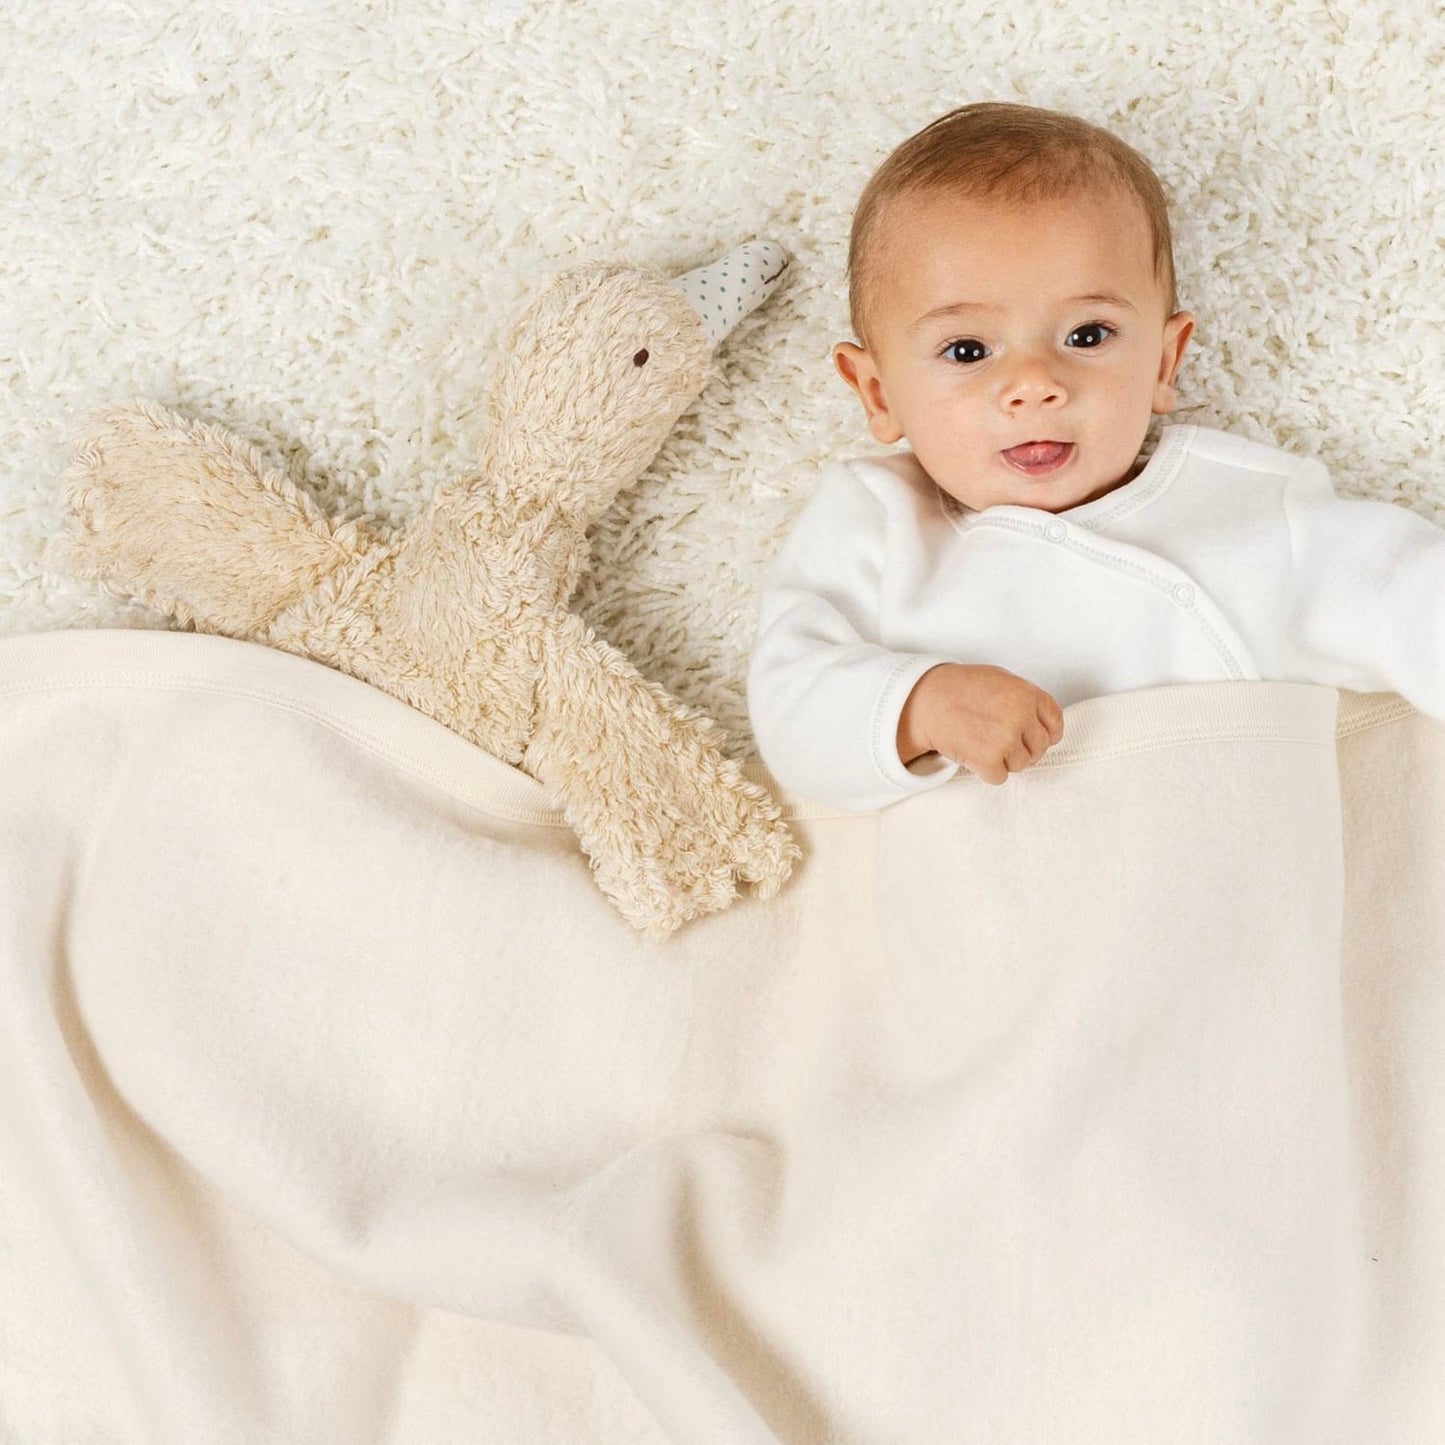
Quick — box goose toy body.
[50,241,800,938]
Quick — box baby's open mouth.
[1001,441,1073,476]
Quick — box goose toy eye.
[632,348,650,367]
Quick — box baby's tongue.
[1005,441,1068,466]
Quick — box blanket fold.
[1,628,1441,1444]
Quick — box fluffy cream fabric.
[45,256,803,938]
[2,0,1443,761]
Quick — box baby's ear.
[832,343,904,444]
[1152,311,1196,414]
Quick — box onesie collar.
[937,423,1195,537]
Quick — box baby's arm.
[747,461,963,811]
[1280,455,1445,715]
[748,463,1065,806]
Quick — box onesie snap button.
[1044,520,1067,543]
[1173,582,1196,606]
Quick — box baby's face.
[834,187,1195,513]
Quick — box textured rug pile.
[3,0,1442,760]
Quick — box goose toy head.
[479,240,790,522]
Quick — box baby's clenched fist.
[896,663,1065,786]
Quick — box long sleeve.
[1281,454,1445,717]
[746,461,962,812]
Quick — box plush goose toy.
[50,240,800,939]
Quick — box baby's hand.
[897,663,1064,786]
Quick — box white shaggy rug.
[3,0,1443,762]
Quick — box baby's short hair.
[847,101,1179,351]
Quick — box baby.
[747,100,1445,812]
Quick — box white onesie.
[746,422,1445,812]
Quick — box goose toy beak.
[668,240,791,349]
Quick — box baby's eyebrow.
[1069,292,1137,312]
[907,292,1138,333]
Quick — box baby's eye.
[1066,321,1115,348]
[940,338,988,364]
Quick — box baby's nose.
[1003,362,1065,406]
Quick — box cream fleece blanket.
[2,626,1442,1444]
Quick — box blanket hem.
[0,628,1411,823]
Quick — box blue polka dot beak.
[668,240,790,350]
